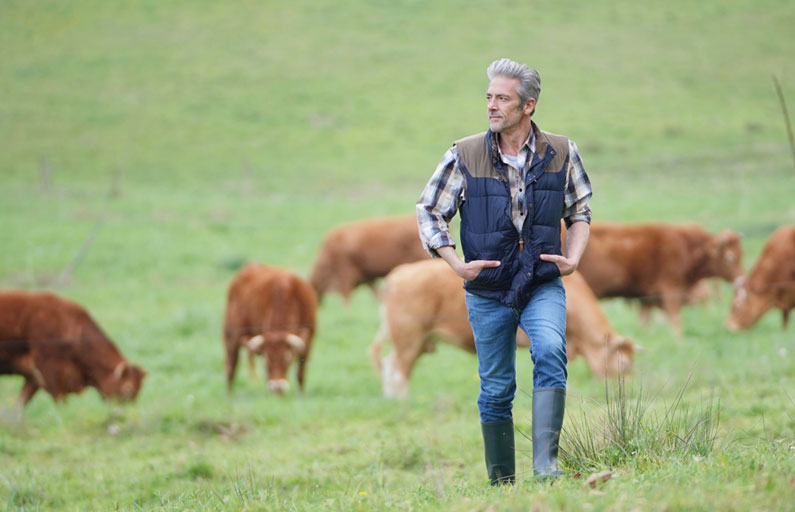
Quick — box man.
[416,58,592,484]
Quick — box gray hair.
[486,58,541,106]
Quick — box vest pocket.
[533,243,562,282]
[466,249,516,290]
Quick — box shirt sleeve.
[416,147,466,257]
[562,139,592,227]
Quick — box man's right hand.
[435,245,500,281]
[453,259,502,281]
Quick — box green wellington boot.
[532,387,566,480]
[481,418,515,485]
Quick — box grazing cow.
[369,260,635,399]
[727,225,795,331]
[309,216,429,302]
[224,263,317,394]
[574,222,743,336]
[0,291,146,409]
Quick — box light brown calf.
[369,260,635,399]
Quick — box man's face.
[486,75,534,134]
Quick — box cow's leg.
[295,354,308,392]
[246,348,257,382]
[369,305,391,376]
[389,327,433,400]
[339,266,362,305]
[225,343,240,393]
[638,303,652,327]
[783,308,790,329]
[17,380,39,409]
[661,290,683,337]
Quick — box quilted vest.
[455,123,569,310]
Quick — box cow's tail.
[368,303,391,376]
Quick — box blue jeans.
[466,278,567,423]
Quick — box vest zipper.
[519,239,524,252]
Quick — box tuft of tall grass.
[561,373,720,473]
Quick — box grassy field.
[1,0,794,510]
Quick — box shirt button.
[528,203,534,208]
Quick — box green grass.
[1,0,794,510]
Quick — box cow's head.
[110,361,147,401]
[709,229,744,282]
[592,335,636,378]
[246,333,305,394]
[726,276,771,331]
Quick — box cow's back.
[226,263,317,337]
[749,226,795,287]
[578,222,705,297]
[346,216,427,276]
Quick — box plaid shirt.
[416,129,592,256]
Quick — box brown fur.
[0,290,146,409]
[309,216,429,302]
[574,222,743,336]
[727,226,795,330]
[369,260,635,399]
[223,263,317,394]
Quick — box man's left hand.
[539,254,578,276]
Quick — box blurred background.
[1,1,793,510]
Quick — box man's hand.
[452,259,501,281]
[435,245,500,281]
[539,254,577,276]
[542,221,590,277]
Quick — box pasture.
[1,0,794,510]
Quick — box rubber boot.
[532,387,566,480]
[481,418,515,485]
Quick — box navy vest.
[455,123,569,310]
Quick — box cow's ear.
[246,335,265,351]
[718,229,741,246]
[133,365,147,379]
[611,336,640,352]
[113,361,126,380]
[286,334,305,353]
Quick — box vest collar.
[531,121,553,160]
[487,128,537,173]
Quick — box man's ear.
[523,98,536,116]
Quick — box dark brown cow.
[224,263,317,394]
[727,225,795,331]
[309,216,428,302]
[0,291,146,409]
[369,260,636,399]
[575,222,743,336]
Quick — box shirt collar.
[490,129,536,167]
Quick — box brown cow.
[224,263,317,394]
[0,291,146,409]
[727,225,795,331]
[309,216,429,302]
[575,222,743,336]
[369,260,635,399]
